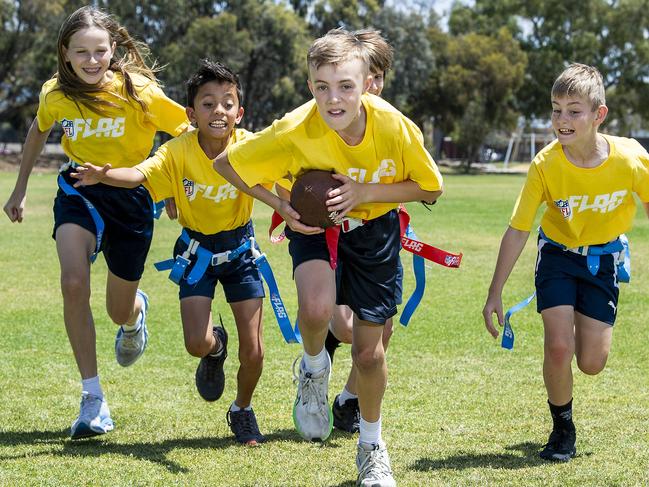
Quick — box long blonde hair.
[55,6,157,115]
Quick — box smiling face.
[307,58,371,134]
[186,81,244,142]
[551,95,607,146]
[63,26,115,86]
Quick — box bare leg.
[230,298,264,408]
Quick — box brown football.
[290,170,342,228]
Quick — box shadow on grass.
[410,441,592,471]
[0,427,308,473]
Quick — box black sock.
[548,399,575,431]
[325,330,341,364]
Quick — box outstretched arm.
[71,163,145,188]
[482,226,530,339]
[214,152,322,234]
[326,174,442,219]
[3,120,52,222]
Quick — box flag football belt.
[154,230,300,344]
[501,228,630,350]
[58,162,104,263]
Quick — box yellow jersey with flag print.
[227,93,443,221]
[36,73,190,169]
[510,134,649,248]
[136,128,260,235]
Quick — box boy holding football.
[214,28,442,486]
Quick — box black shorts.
[52,168,154,281]
[286,210,402,324]
[535,239,620,325]
[174,221,265,302]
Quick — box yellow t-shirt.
[36,73,190,168]
[227,93,443,220]
[510,135,649,247]
[137,129,258,235]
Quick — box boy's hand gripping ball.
[290,170,342,228]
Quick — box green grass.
[0,171,648,486]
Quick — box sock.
[359,416,382,447]
[549,399,574,431]
[230,402,252,412]
[325,330,342,363]
[303,347,329,373]
[209,328,224,357]
[81,376,103,399]
[121,322,139,333]
[338,386,357,405]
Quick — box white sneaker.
[70,392,114,439]
[356,442,396,487]
[292,355,333,441]
[115,289,149,367]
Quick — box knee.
[60,272,90,301]
[185,335,212,358]
[545,340,574,367]
[239,345,264,370]
[576,354,607,375]
[298,301,333,331]
[352,346,385,372]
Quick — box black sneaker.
[195,326,228,401]
[325,330,341,364]
[227,408,266,445]
[332,395,360,433]
[539,428,576,462]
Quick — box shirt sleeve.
[143,83,190,136]
[136,143,175,202]
[227,122,294,188]
[632,142,649,202]
[401,118,443,192]
[36,85,56,132]
[509,162,545,231]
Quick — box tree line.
[2,0,648,167]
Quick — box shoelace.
[199,354,221,381]
[291,357,328,415]
[228,410,259,437]
[358,446,392,481]
[119,327,143,351]
[78,394,102,422]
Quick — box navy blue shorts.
[535,239,620,325]
[286,210,402,324]
[174,221,265,302]
[52,168,154,281]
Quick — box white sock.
[230,402,252,412]
[303,347,329,372]
[338,386,357,405]
[359,416,382,447]
[81,376,103,399]
[209,329,224,357]
[122,294,145,332]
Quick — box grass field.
[0,171,648,486]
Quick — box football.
[290,170,342,228]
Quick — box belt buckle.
[341,217,364,233]
[211,250,231,266]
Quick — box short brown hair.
[551,63,606,110]
[353,29,393,74]
[307,28,370,75]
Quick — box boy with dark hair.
[215,29,443,486]
[483,63,649,462]
[73,59,267,445]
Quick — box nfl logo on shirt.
[183,178,194,197]
[554,199,571,219]
[61,119,75,138]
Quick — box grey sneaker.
[115,290,149,367]
[356,442,396,487]
[292,355,333,442]
[70,392,114,439]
